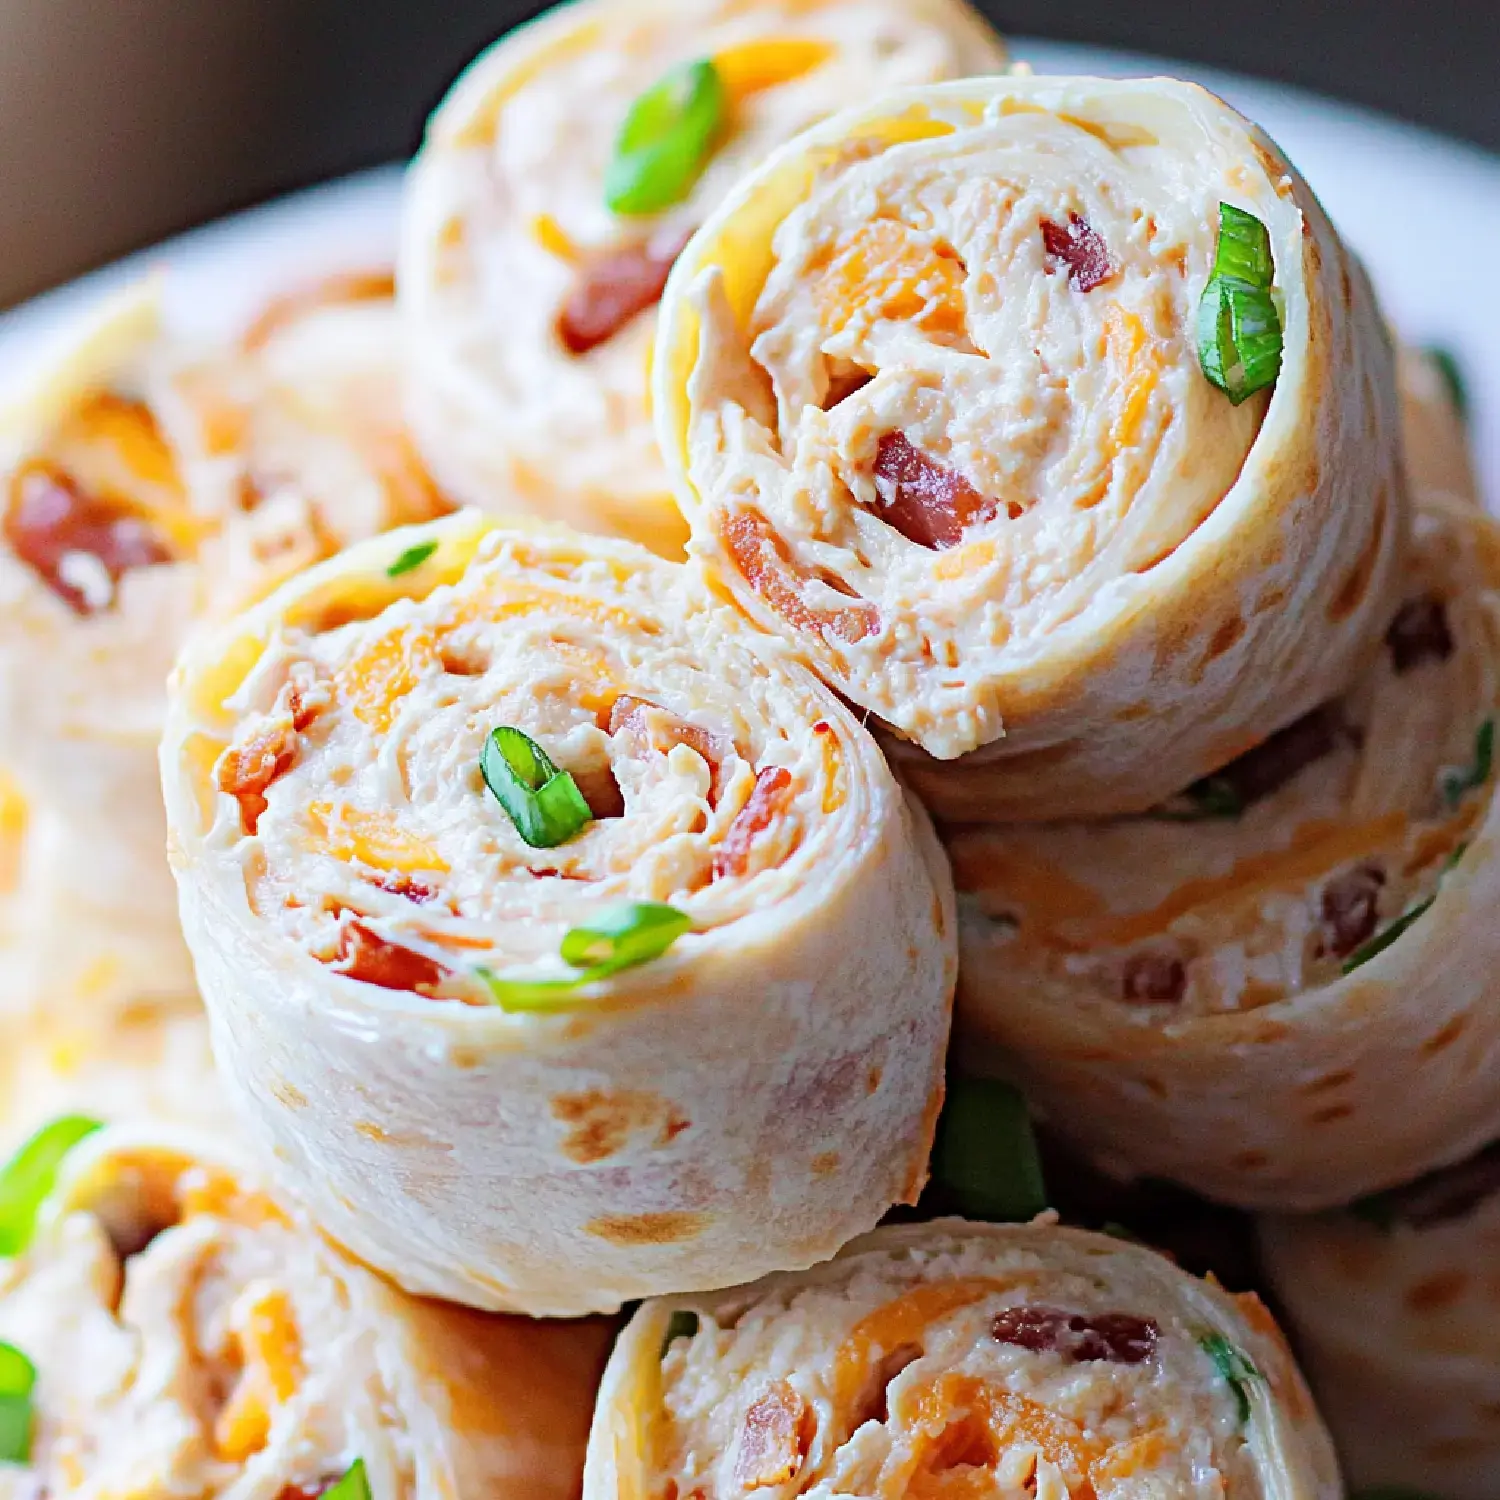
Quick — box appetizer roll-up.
[160,510,956,1316]
[656,75,1404,817]
[0,1122,611,1499]
[1259,1147,1500,1500]
[0,276,445,1020]
[949,482,1500,1210]
[585,1218,1339,1500]
[399,0,1006,557]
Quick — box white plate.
[3,37,1497,492]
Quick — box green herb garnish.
[387,540,438,578]
[1197,203,1283,405]
[1198,1332,1258,1425]
[660,1308,700,1357]
[1342,843,1469,975]
[1423,345,1469,422]
[605,59,727,216]
[480,726,593,850]
[0,1343,34,1464]
[323,1458,372,1500]
[1440,718,1494,809]
[476,901,693,1011]
[0,1115,102,1257]
[931,1076,1048,1223]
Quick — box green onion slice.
[1440,718,1494,809]
[1342,842,1469,975]
[1197,203,1283,405]
[387,540,438,578]
[0,1342,34,1464]
[477,901,693,1011]
[1424,345,1469,422]
[605,59,727,217]
[480,726,593,849]
[1198,1332,1259,1425]
[931,1076,1048,1223]
[660,1308,700,1357]
[323,1458,372,1500]
[0,1115,103,1258]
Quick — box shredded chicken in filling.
[684,91,1267,746]
[651,1238,1272,1499]
[951,496,1499,1015]
[0,1150,411,1499]
[201,527,867,999]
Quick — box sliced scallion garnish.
[476,901,693,1011]
[1424,345,1469,422]
[1440,718,1494,809]
[605,59,727,217]
[660,1308,700,1357]
[1197,203,1282,405]
[1198,1331,1258,1425]
[0,1342,34,1464]
[480,726,593,849]
[931,1076,1048,1223]
[1342,842,1468,975]
[323,1458,372,1500]
[0,1115,103,1257]
[387,540,438,578]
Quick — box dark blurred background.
[3,0,1497,308]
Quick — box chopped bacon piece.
[610,695,732,806]
[713,767,795,882]
[333,920,448,993]
[218,725,298,836]
[1386,596,1454,673]
[557,230,692,356]
[991,1306,1158,1365]
[1040,213,1114,292]
[375,873,438,904]
[276,1481,341,1500]
[4,462,173,614]
[722,509,878,644]
[1318,864,1385,958]
[871,432,995,551]
[733,1380,811,1490]
[1366,1141,1500,1228]
[1205,705,1345,809]
[1120,952,1186,1004]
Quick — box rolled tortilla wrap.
[585,1217,1339,1500]
[1259,1145,1500,1500]
[0,1122,611,1500]
[655,74,1405,817]
[949,479,1500,1209]
[159,509,956,1316]
[398,0,1006,557]
[0,274,446,1020]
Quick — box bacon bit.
[733,1380,811,1490]
[610,695,731,806]
[218,725,298,836]
[333,920,448,993]
[4,461,173,614]
[1318,864,1385,958]
[557,230,692,356]
[1366,1141,1500,1229]
[722,509,878,645]
[375,873,438,904]
[871,432,995,550]
[991,1306,1158,1365]
[714,766,794,882]
[275,1482,340,1500]
[1041,213,1114,292]
[1208,705,1345,808]
[1386,596,1454,673]
[1120,952,1186,1004]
